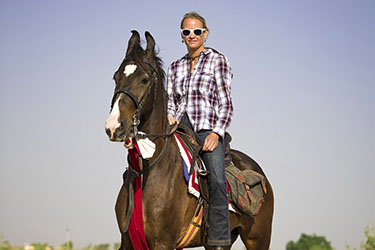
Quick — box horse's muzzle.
[105,123,127,142]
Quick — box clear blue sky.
[1,0,374,249]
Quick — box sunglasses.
[181,28,206,37]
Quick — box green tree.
[0,235,11,250]
[112,243,120,250]
[361,225,375,250]
[347,224,375,250]
[286,233,333,250]
[31,243,53,250]
[80,244,92,250]
[59,241,73,250]
[92,244,109,250]
[0,235,24,250]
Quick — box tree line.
[1,225,374,250]
[286,225,374,250]
[0,237,120,250]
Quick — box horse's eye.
[141,78,149,84]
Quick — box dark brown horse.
[105,30,274,250]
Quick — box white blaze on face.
[124,64,137,77]
[105,95,122,138]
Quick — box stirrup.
[198,169,209,177]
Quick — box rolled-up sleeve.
[212,55,234,138]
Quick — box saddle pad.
[174,133,201,198]
[225,164,267,216]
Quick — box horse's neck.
[140,83,168,135]
[141,86,185,195]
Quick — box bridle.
[110,58,160,147]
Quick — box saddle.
[175,123,267,217]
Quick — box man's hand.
[168,115,178,125]
[202,132,219,151]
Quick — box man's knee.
[210,175,227,189]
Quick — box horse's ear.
[145,31,155,58]
[126,30,140,56]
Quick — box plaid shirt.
[167,48,234,138]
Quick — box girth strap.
[175,199,204,249]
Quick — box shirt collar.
[183,48,212,60]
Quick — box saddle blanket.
[174,133,236,212]
[174,133,201,198]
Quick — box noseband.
[110,59,159,144]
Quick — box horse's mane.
[152,53,165,85]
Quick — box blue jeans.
[180,115,231,246]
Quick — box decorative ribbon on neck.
[123,123,178,233]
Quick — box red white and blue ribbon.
[174,133,202,198]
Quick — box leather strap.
[111,89,139,110]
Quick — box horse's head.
[105,30,164,142]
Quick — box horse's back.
[230,149,265,176]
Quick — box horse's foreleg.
[115,178,133,250]
[115,171,130,233]
[118,232,133,250]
